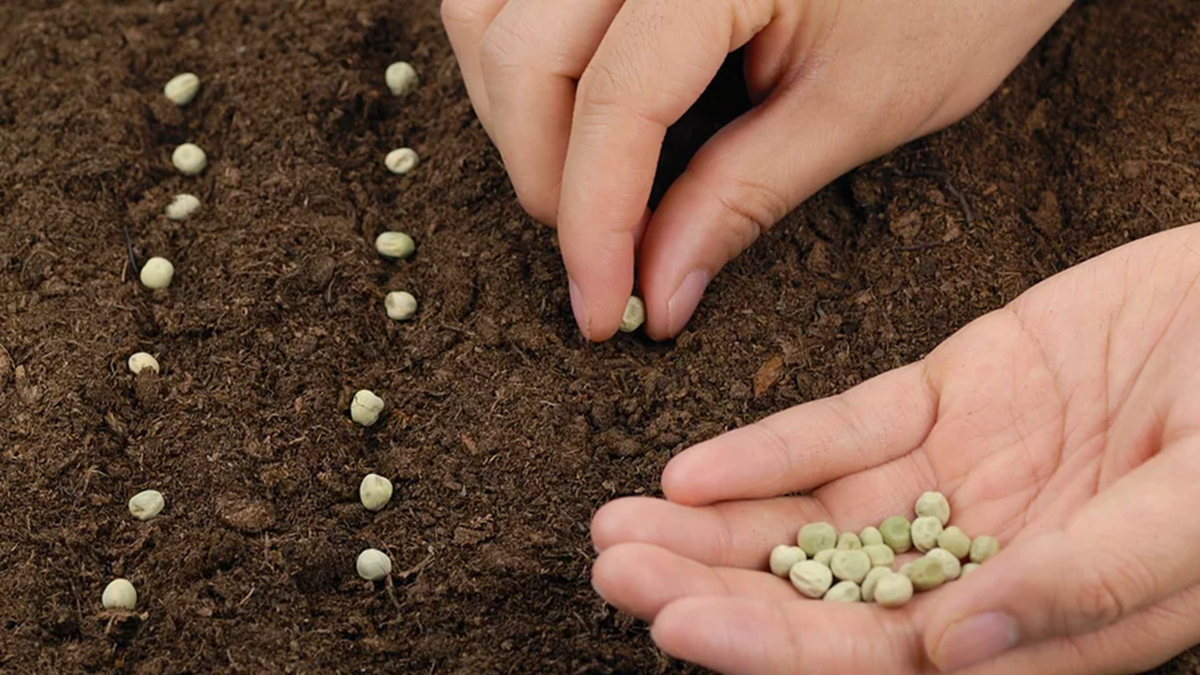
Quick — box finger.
[651,596,913,675]
[592,543,794,622]
[441,0,509,127]
[926,442,1200,672]
[591,496,830,567]
[662,362,939,506]
[638,71,900,339]
[480,0,625,225]
[558,0,777,341]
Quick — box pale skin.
[442,0,1074,340]
[590,223,1200,674]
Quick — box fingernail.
[666,270,710,336]
[934,612,1019,672]
[569,276,590,340]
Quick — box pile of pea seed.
[769,492,1000,607]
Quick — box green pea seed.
[875,573,915,608]
[797,522,837,557]
[814,549,837,567]
[937,526,971,560]
[831,550,871,584]
[861,566,891,602]
[926,548,962,581]
[823,580,861,603]
[961,563,981,577]
[789,560,833,599]
[862,544,895,568]
[836,532,862,551]
[860,526,883,547]
[906,556,946,592]
[970,535,1001,563]
[769,545,807,577]
[915,491,951,525]
[911,516,943,553]
[880,516,912,554]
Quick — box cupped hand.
[590,223,1200,674]
[442,0,1074,340]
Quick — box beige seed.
[172,143,207,175]
[797,522,837,557]
[127,352,160,374]
[937,526,972,560]
[906,556,946,592]
[831,550,871,584]
[375,232,415,260]
[880,516,912,554]
[356,548,392,581]
[813,549,836,568]
[861,566,891,602]
[769,545,807,577]
[128,489,165,521]
[165,194,201,221]
[385,148,419,175]
[163,72,200,105]
[385,61,418,97]
[926,548,962,581]
[140,257,175,289]
[911,516,943,553]
[862,544,895,568]
[619,297,646,333]
[350,389,385,427]
[961,563,981,578]
[823,581,861,603]
[970,535,1001,563]
[385,291,418,321]
[359,473,394,512]
[860,526,883,547]
[836,532,862,551]
[915,491,951,525]
[875,573,915,608]
[102,579,137,610]
[789,560,833,599]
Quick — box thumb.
[638,78,888,340]
[925,442,1200,672]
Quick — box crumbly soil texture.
[2,1,1199,673]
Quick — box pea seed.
[926,548,962,581]
[831,550,871,583]
[789,560,833,599]
[102,578,137,610]
[128,489,165,521]
[836,532,862,550]
[906,556,946,592]
[898,562,913,577]
[860,526,883,547]
[350,389,385,427]
[172,143,207,175]
[880,516,912,554]
[911,516,943,553]
[359,473,394,512]
[823,580,861,603]
[970,535,1001,563]
[619,297,645,333]
[915,491,951,525]
[875,573,914,608]
[862,544,895,568]
[140,257,175,290]
[385,61,418,97]
[385,291,418,321]
[127,352,159,375]
[385,148,419,175]
[165,194,201,221]
[163,72,200,106]
[813,549,836,567]
[961,563,981,577]
[861,566,890,602]
[356,548,392,581]
[797,522,837,556]
[937,526,971,560]
[769,545,807,577]
[375,232,415,260]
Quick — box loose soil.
[2,1,1199,673]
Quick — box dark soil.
[2,1,1199,673]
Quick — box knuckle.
[1066,563,1138,629]
[440,0,486,28]
[702,175,789,257]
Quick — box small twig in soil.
[121,224,140,277]
[896,240,949,252]
[884,167,975,233]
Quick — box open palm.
[591,224,1200,675]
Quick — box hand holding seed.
[589,225,1200,675]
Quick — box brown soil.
[2,1,1199,673]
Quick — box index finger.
[558,0,776,340]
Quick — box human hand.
[589,223,1200,674]
[442,0,1074,340]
